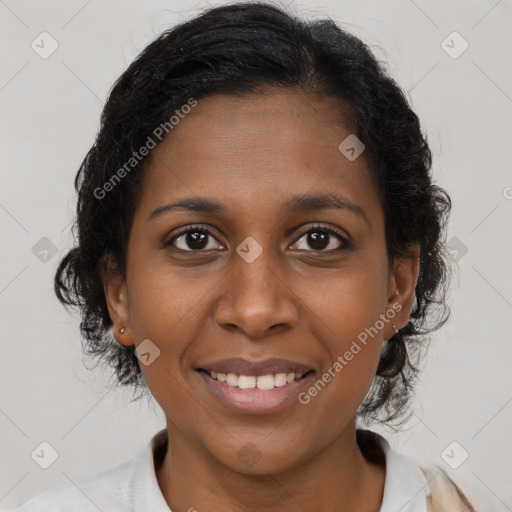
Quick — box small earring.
[391,324,405,344]
[119,327,126,334]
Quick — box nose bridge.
[235,240,278,293]
[214,237,298,336]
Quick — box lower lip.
[196,370,316,414]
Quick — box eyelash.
[164,223,351,254]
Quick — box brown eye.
[292,225,349,252]
[166,225,224,252]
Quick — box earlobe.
[113,324,133,347]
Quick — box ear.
[100,253,134,347]
[383,243,420,339]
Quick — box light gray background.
[1,0,511,510]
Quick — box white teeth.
[238,375,256,389]
[257,374,275,390]
[207,370,307,389]
[274,373,287,387]
[226,373,239,386]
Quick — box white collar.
[375,433,431,512]
[131,429,171,511]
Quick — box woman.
[12,2,477,510]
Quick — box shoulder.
[420,465,479,512]
[357,429,480,512]
[9,459,137,512]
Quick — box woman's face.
[104,88,418,473]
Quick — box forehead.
[138,89,381,223]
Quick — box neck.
[155,420,386,512]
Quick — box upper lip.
[196,358,315,376]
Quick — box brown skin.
[102,88,420,512]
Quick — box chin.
[211,441,308,476]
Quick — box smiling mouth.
[196,369,315,390]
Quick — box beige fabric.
[420,466,478,512]
[356,429,480,511]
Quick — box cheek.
[126,250,204,340]
[122,268,191,389]
[124,253,225,399]
[296,276,388,428]
[295,255,389,390]
[299,256,390,339]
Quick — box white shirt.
[11,429,430,511]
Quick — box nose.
[213,247,299,339]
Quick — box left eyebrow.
[282,193,370,227]
[149,192,370,227]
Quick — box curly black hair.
[54,1,451,428]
